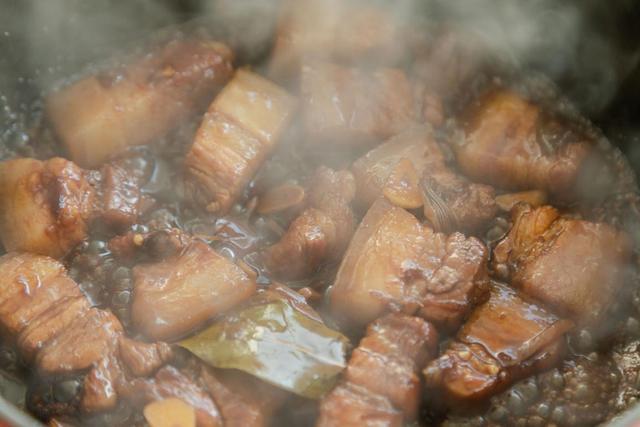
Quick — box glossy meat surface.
[0,252,175,414]
[412,229,489,331]
[127,365,223,427]
[0,158,96,258]
[301,63,416,146]
[185,70,296,214]
[421,167,497,234]
[493,204,632,323]
[317,383,402,427]
[351,127,444,209]
[351,127,497,233]
[330,198,488,329]
[0,157,148,258]
[456,90,593,197]
[99,162,144,229]
[200,368,288,427]
[318,314,437,426]
[424,283,572,405]
[46,39,234,168]
[263,167,356,279]
[132,239,257,341]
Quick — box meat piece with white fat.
[46,39,234,168]
[185,69,296,214]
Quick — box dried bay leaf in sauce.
[178,291,350,399]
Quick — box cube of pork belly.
[263,167,356,279]
[421,167,497,234]
[413,229,489,331]
[351,126,498,233]
[424,283,572,406]
[0,157,96,258]
[0,253,123,376]
[301,63,416,146]
[125,366,223,427]
[200,367,288,427]
[318,314,437,427]
[269,0,402,80]
[344,315,438,419]
[46,39,234,168]
[318,383,403,427]
[329,199,427,328]
[329,198,489,329]
[132,240,256,341]
[352,127,445,209]
[0,253,85,341]
[99,162,144,229]
[36,308,123,374]
[456,90,592,197]
[493,204,632,324]
[185,70,296,214]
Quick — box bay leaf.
[179,295,350,399]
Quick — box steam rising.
[10,0,638,118]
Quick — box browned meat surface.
[421,166,497,234]
[0,158,96,258]
[118,337,173,378]
[317,384,402,427]
[351,127,444,209]
[126,366,223,427]
[424,283,572,406]
[301,62,416,147]
[0,253,84,341]
[132,238,257,341]
[455,90,593,198]
[185,70,296,214]
[493,204,632,324]
[0,157,149,258]
[318,314,437,426]
[36,308,123,374]
[330,198,488,330]
[351,127,497,233]
[200,368,288,427]
[263,167,356,279]
[46,39,234,168]
[99,162,144,229]
[269,0,403,80]
[0,252,177,415]
[411,229,489,331]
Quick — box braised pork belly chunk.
[493,204,632,324]
[301,62,416,146]
[456,89,596,198]
[351,127,445,209]
[0,158,96,258]
[0,252,173,415]
[126,365,223,427]
[329,198,488,330]
[263,166,356,279]
[269,0,403,80]
[421,166,497,234]
[199,368,288,427]
[185,69,296,214]
[125,363,287,427]
[424,283,573,406]
[0,157,147,258]
[131,231,256,341]
[318,314,437,427]
[352,127,497,233]
[46,39,234,168]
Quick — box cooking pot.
[2,0,640,425]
